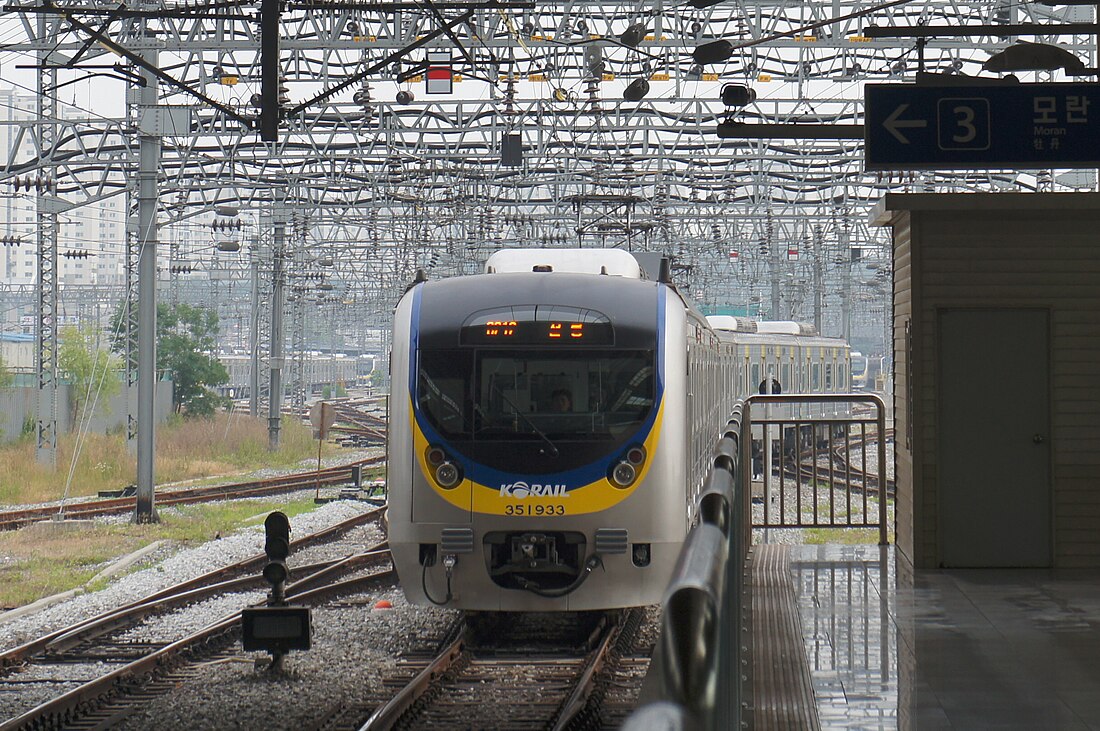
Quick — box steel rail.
[0,508,384,671]
[550,608,641,731]
[0,455,384,531]
[791,427,895,493]
[0,553,396,731]
[358,622,468,730]
[362,609,637,730]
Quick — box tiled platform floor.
[785,544,1100,730]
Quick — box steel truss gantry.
[0,0,1096,342]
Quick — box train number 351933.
[505,504,566,516]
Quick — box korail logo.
[499,481,569,499]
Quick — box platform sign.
[865,83,1100,171]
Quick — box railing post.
[875,393,888,546]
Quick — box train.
[851,351,868,390]
[386,248,851,612]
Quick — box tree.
[156,303,229,416]
[111,302,229,417]
[59,325,121,423]
[0,351,12,389]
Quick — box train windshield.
[417,348,656,470]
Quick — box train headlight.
[425,445,462,489]
[611,461,637,488]
[426,446,446,466]
[435,461,461,488]
[610,444,645,488]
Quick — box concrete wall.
[0,381,174,443]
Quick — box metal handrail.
[623,404,747,731]
[625,393,892,730]
[743,393,888,545]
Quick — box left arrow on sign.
[884,103,928,144]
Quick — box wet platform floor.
[779,543,1100,730]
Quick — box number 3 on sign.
[937,98,990,151]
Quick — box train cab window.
[416,348,655,443]
[417,349,474,437]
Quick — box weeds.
[0,413,330,506]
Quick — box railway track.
[783,428,893,496]
[0,507,385,673]
[361,608,646,731]
[332,404,387,444]
[0,455,384,532]
[0,510,394,730]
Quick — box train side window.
[825,363,833,390]
[812,362,821,390]
[751,363,759,389]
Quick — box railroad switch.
[242,511,312,673]
[97,484,138,498]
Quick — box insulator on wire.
[8,175,55,193]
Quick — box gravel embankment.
[2,495,661,729]
[0,497,379,652]
[114,589,459,730]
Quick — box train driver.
[550,388,573,413]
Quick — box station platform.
[750,543,1100,730]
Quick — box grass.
[800,491,897,545]
[802,527,891,545]
[0,413,333,506]
[0,496,320,610]
[754,480,897,546]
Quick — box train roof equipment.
[485,248,644,278]
[705,316,758,333]
[755,321,819,336]
[706,317,820,337]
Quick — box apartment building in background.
[0,87,126,292]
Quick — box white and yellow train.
[386,249,850,611]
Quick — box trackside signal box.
[241,511,312,666]
[242,606,312,652]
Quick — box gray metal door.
[939,309,1050,567]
